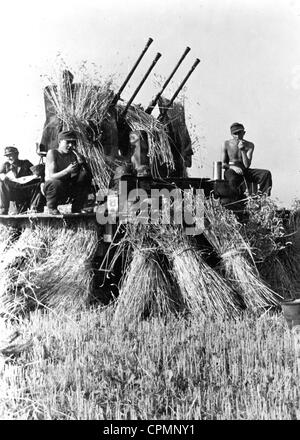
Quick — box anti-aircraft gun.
[37,38,202,184]
[106,44,210,210]
[8,39,210,260]
[0,38,268,315]
[108,44,202,180]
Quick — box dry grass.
[44,67,115,191]
[0,224,16,255]
[113,248,184,325]
[243,195,287,262]
[0,226,50,317]
[45,66,175,189]
[242,196,300,301]
[113,190,242,323]
[0,220,100,317]
[113,224,185,325]
[0,307,299,420]
[122,104,174,176]
[0,199,299,419]
[33,220,99,311]
[258,250,300,300]
[204,198,282,311]
[153,224,241,319]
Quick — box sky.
[0,0,299,207]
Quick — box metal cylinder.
[213,161,222,180]
[281,299,300,330]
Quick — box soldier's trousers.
[43,173,92,212]
[224,168,272,197]
[0,179,45,213]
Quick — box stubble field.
[0,305,299,420]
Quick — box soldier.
[0,146,44,215]
[43,130,92,215]
[222,122,272,197]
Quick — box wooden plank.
[0,212,96,220]
[0,212,98,228]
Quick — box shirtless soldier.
[222,122,272,197]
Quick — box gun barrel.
[122,52,162,116]
[145,46,191,114]
[111,37,153,106]
[159,58,200,120]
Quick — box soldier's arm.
[0,162,7,180]
[240,142,254,168]
[0,162,7,174]
[46,150,74,180]
[75,152,93,178]
[24,160,34,175]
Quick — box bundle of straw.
[122,104,174,175]
[287,205,300,252]
[0,220,100,317]
[45,68,115,191]
[241,195,298,301]
[257,207,300,300]
[33,220,99,311]
[0,225,50,317]
[242,194,287,263]
[0,224,16,257]
[204,198,282,311]
[153,223,241,319]
[113,224,185,325]
[258,249,300,301]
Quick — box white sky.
[0,0,299,207]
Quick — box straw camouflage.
[58,130,78,142]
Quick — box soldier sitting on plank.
[222,122,272,197]
[43,130,92,215]
[0,146,45,215]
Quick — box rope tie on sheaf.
[173,247,196,257]
[221,249,243,259]
[221,247,259,275]
[135,246,158,255]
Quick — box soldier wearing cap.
[43,130,92,214]
[222,122,272,197]
[0,146,44,215]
